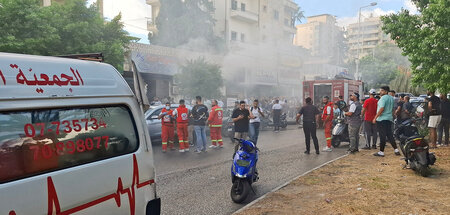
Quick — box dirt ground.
[236,146,450,215]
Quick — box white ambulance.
[0,53,160,215]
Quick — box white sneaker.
[322,147,332,152]
[209,145,217,148]
[184,148,190,152]
[179,149,185,153]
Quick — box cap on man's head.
[353,92,360,99]
[369,89,376,95]
[323,96,330,100]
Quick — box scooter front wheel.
[331,136,341,148]
[230,179,250,203]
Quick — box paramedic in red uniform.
[208,99,223,148]
[173,99,190,152]
[158,102,175,152]
[322,96,334,152]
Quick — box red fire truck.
[303,79,364,106]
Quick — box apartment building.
[144,0,307,98]
[293,14,345,65]
[347,17,391,59]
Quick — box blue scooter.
[231,138,259,203]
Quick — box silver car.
[145,104,192,144]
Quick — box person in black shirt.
[427,90,442,148]
[296,97,321,154]
[395,94,405,123]
[438,93,449,146]
[191,96,209,153]
[232,101,250,152]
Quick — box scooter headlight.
[235,173,247,178]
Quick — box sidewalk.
[235,147,450,215]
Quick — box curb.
[233,153,349,214]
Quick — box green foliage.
[0,0,133,71]
[176,58,223,99]
[359,43,410,89]
[381,0,450,93]
[389,66,426,95]
[150,0,225,53]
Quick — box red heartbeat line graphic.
[9,154,154,215]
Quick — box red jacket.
[208,105,223,127]
[175,105,189,123]
[322,102,334,121]
[161,108,174,126]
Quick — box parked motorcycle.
[280,113,288,129]
[331,101,349,148]
[230,138,259,203]
[227,118,235,143]
[395,118,436,177]
[260,111,288,130]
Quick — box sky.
[89,0,418,44]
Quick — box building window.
[263,5,267,12]
[241,33,245,42]
[231,31,237,41]
[284,18,289,26]
[273,10,279,20]
[231,0,237,10]
[241,3,245,11]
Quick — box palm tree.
[291,7,305,27]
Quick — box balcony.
[147,19,158,33]
[284,0,298,10]
[146,0,160,6]
[230,8,258,23]
[283,25,297,34]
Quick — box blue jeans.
[249,122,260,144]
[194,126,207,151]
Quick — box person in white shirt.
[249,99,265,144]
[272,100,283,132]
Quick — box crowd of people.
[296,86,449,156]
[155,88,448,156]
[156,95,295,154]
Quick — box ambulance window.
[0,105,139,183]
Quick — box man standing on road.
[345,93,362,153]
[232,101,250,152]
[437,93,449,146]
[401,96,413,122]
[208,99,223,149]
[297,97,321,154]
[361,89,378,150]
[191,96,209,153]
[173,99,190,152]
[272,100,283,132]
[373,86,401,157]
[322,96,334,152]
[427,90,441,148]
[249,99,265,144]
[159,102,175,152]
[395,94,406,124]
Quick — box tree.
[0,0,133,71]
[176,57,223,99]
[381,0,450,93]
[358,43,410,89]
[389,66,426,95]
[150,0,225,53]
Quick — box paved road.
[153,126,349,215]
